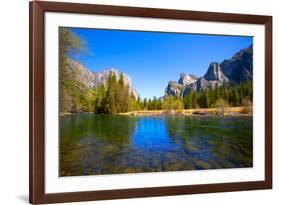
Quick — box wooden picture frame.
[29,1,272,204]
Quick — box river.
[59,114,253,176]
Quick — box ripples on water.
[59,114,253,176]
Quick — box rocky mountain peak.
[67,59,137,97]
[165,81,184,97]
[164,44,253,98]
[220,44,253,82]
[231,45,253,62]
[68,59,94,88]
[204,62,229,82]
[165,73,198,97]
[108,68,120,74]
[178,73,198,86]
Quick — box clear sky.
[69,27,253,99]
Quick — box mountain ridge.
[165,44,253,98]
[67,59,138,98]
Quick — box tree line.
[183,81,252,109]
[76,80,252,114]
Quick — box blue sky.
[69,27,253,99]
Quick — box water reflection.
[132,117,173,151]
[60,114,253,176]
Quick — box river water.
[59,114,253,176]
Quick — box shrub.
[214,98,229,115]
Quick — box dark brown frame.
[29,1,272,204]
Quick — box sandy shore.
[117,107,252,116]
[59,111,95,117]
[60,107,252,117]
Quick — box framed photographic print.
[29,1,272,204]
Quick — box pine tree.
[105,73,118,113]
[143,98,147,110]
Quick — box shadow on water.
[59,114,253,176]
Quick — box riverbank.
[60,106,252,117]
[117,106,252,116]
[60,111,95,117]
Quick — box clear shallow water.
[59,114,253,176]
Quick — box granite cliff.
[67,59,138,97]
[165,44,253,97]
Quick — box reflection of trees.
[60,114,139,176]
[60,114,138,145]
[91,115,138,144]
[60,114,253,176]
[164,116,253,167]
[165,116,200,145]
